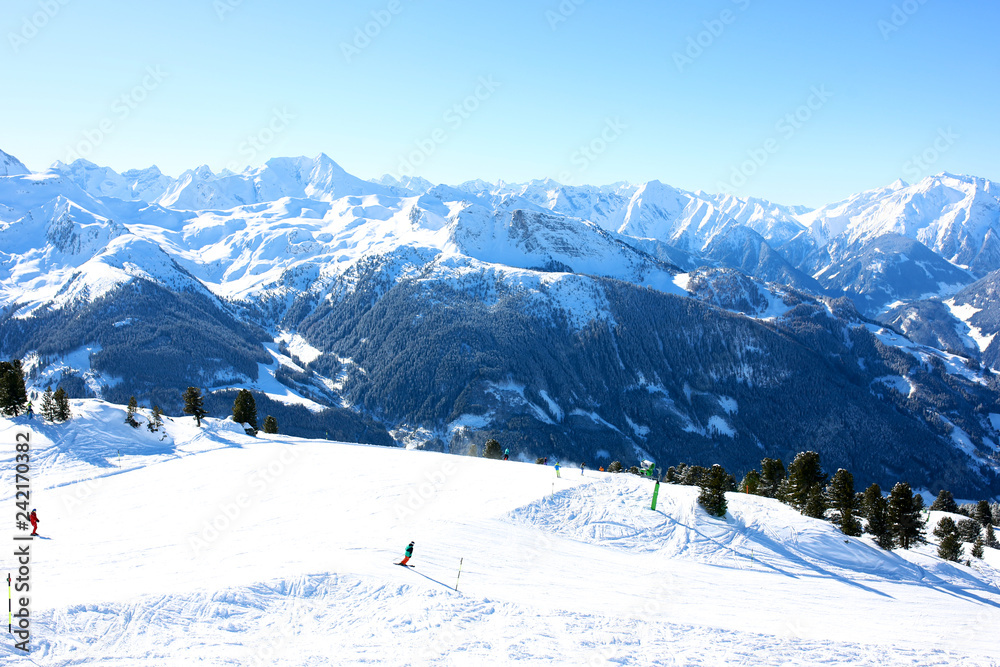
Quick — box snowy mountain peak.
[0,148,30,177]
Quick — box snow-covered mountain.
[3,148,1000,496]
[802,173,1000,276]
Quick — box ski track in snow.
[2,401,999,666]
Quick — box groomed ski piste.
[2,400,999,666]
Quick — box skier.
[398,541,414,566]
[554,462,561,478]
[26,402,33,420]
[29,509,39,536]
[581,462,586,476]
[503,448,509,461]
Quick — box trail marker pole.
[117,450,121,468]
[455,558,463,592]
[7,573,11,634]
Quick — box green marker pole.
[651,480,660,511]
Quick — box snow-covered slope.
[1,403,998,665]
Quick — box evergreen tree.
[888,482,924,549]
[126,396,140,428]
[680,464,708,487]
[957,518,982,543]
[148,405,164,432]
[986,523,999,549]
[863,484,893,549]
[826,469,862,536]
[232,389,258,432]
[974,500,993,527]
[740,469,761,495]
[698,464,729,518]
[929,489,959,514]
[758,458,785,499]
[40,386,57,422]
[483,438,502,459]
[934,517,962,562]
[785,451,826,510]
[803,483,827,519]
[54,387,71,422]
[182,387,207,427]
[263,415,278,434]
[971,538,985,560]
[0,359,28,416]
[466,443,479,457]
[608,460,623,473]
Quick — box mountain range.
[2,148,1000,497]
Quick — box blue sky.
[2,0,997,206]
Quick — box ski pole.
[455,558,463,592]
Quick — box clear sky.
[2,0,997,207]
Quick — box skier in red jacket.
[29,509,39,536]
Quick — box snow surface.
[2,401,999,666]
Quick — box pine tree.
[466,443,479,457]
[929,489,959,514]
[0,359,28,416]
[934,517,962,562]
[803,483,827,519]
[263,415,278,434]
[126,396,140,428]
[54,387,71,422]
[759,458,785,499]
[785,451,826,510]
[483,438,502,459]
[148,405,164,432]
[957,518,982,543]
[863,484,893,549]
[888,482,924,549]
[698,464,729,518]
[182,387,207,427]
[986,523,999,549]
[971,538,985,560]
[740,469,761,494]
[608,461,623,473]
[40,386,56,422]
[826,469,861,535]
[232,389,258,432]
[974,500,993,527]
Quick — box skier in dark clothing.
[503,448,509,461]
[398,541,414,566]
[27,402,33,420]
[29,509,39,536]
[581,462,586,475]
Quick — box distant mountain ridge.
[3,149,1000,497]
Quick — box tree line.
[661,451,998,563]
